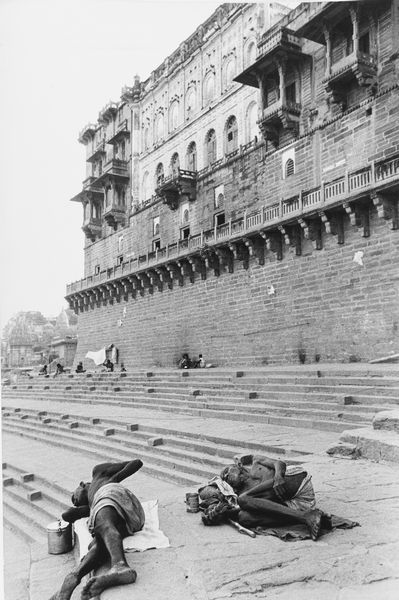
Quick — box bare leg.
[238,495,322,540]
[49,539,105,600]
[81,507,137,600]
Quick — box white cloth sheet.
[85,347,106,365]
[74,499,169,560]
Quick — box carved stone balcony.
[234,27,306,87]
[78,123,97,145]
[82,216,102,242]
[257,99,301,147]
[82,176,104,194]
[155,169,197,211]
[323,51,377,102]
[87,140,106,163]
[103,202,126,229]
[98,102,118,125]
[106,119,130,145]
[97,159,129,184]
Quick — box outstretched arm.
[62,505,90,523]
[92,459,143,483]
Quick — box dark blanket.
[253,514,359,542]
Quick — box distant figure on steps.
[104,358,114,372]
[75,362,85,374]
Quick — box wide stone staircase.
[3,365,399,433]
[1,406,309,488]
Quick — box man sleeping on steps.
[49,458,145,600]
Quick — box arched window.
[186,141,197,171]
[206,129,217,165]
[225,115,238,154]
[170,152,180,177]
[246,101,259,142]
[204,73,215,106]
[285,158,295,177]
[224,58,236,90]
[142,171,150,201]
[155,113,164,142]
[169,101,179,131]
[245,41,256,68]
[186,87,196,119]
[155,163,164,187]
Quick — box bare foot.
[49,571,79,600]
[81,563,137,600]
[305,509,323,541]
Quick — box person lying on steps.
[220,454,325,540]
[49,458,145,600]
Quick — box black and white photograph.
[1,0,399,599]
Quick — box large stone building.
[66,1,399,368]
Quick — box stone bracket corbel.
[155,267,173,290]
[166,263,183,286]
[177,260,194,284]
[188,256,206,280]
[262,231,282,260]
[215,247,234,273]
[298,218,322,250]
[344,202,370,237]
[319,211,345,244]
[204,251,220,276]
[371,191,398,230]
[244,236,265,265]
[148,270,163,292]
[137,272,153,294]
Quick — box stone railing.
[258,27,301,57]
[324,51,377,83]
[66,153,399,296]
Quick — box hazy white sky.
[0,0,300,327]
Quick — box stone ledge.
[340,427,399,462]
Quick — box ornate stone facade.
[67,1,399,367]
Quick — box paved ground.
[2,392,399,600]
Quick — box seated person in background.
[39,364,48,376]
[75,361,85,374]
[104,358,114,372]
[220,454,324,541]
[178,353,191,369]
[54,363,65,377]
[50,458,145,600]
[193,354,205,368]
[120,363,127,373]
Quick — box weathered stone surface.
[326,442,360,458]
[373,410,399,433]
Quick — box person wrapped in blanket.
[200,454,328,541]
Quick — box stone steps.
[3,390,367,431]
[2,420,218,486]
[2,408,309,487]
[4,406,311,459]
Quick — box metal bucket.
[47,519,74,554]
[185,492,200,513]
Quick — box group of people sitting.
[178,353,206,369]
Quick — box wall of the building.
[76,211,399,368]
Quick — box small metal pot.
[47,519,74,554]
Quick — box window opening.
[181,226,190,239]
[152,239,161,251]
[285,158,295,177]
[214,212,226,227]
